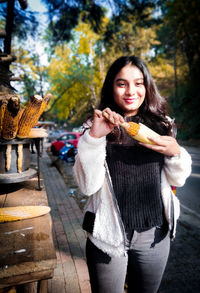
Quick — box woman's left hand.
[139,136,181,157]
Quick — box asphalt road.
[176,146,200,229]
[159,145,200,293]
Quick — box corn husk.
[17,95,43,138]
[0,206,51,222]
[2,96,22,140]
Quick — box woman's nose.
[126,84,136,96]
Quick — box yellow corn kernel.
[126,122,140,136]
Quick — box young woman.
[73,56,192,293]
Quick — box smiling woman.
[73,55,192,293]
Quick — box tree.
[12,47,49,103]
[41,0,105,48]
[161,0,200,139]
[46,21,103,126]
[0,0,39,94]
[0,0,38,53]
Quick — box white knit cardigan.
[73,130,192,257]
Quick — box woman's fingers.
[103,108,124,125]
[139,141,165,153]
[147,136,165,146]
[140,136,181,157]
[94,109,103,118]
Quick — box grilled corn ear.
[2,96,22,140]
[17,95,43,138]
[0,99,8,137]
[128,123,159,144]
[102,111,159,145]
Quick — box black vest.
[106,136,164,231]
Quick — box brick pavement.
[37,150,91,293]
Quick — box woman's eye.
[136,83,143,86]
[117,83,125,87]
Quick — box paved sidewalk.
[38,150,91,293]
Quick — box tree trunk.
[4,0,15,55]
[174,44,178,98]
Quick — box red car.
[50,132,82,155]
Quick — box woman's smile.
[124,97,139,104]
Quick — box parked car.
[48,130,65,142]
[50,132,81,155]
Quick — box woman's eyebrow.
[115,77,144,82]
[115,78,126,82]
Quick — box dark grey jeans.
[86,224,170,293]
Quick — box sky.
[26,0,49,65]
[28,0,47,13]
[11,1,49,93]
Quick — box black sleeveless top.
[106,124,165,231]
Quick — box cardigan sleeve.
[73,130,107,196]
[163,146,192,187]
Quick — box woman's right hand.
[89,108,124,138]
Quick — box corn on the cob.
[102,111,159,145]
[2,96,22,140]
[0,99,8,137]
[17,95,43,138]
[125,122,140,136]
[129,123,159,144]
[0,206,51,222]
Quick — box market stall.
[0,93,56,292]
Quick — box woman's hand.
[89,108,124,138]
[139,136,181,157]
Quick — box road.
[176,145,200,230]
[159,145,200,293]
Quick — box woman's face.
[113,64,146,116]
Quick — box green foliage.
[9,0,200,139]
[161,0,200,139]
[41,0,105,46]
[12,47,49,103]
[46,22,103,125]
[170,59,200,140]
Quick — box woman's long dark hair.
[99,56,173,136]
